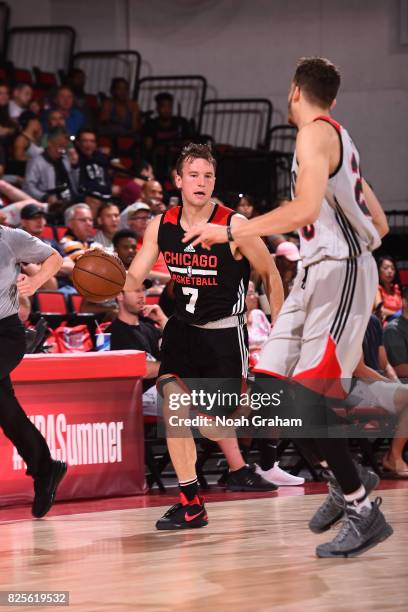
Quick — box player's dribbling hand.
[182,222,228,249]
[16,273,38,297]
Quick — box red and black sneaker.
[155,493,208,530]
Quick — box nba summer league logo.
[12,414,125,470]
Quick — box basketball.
[72,250,126,301]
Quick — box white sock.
[344,485,371,513]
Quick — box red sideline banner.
[0,351,147,506]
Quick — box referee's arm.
[17,250,63,297]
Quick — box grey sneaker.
[309,463,380,534]
[316,497,393,558]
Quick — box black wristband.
[227,225,234,242]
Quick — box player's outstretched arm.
[362,179,389,238]
[231,216,284,324]
[124,215,162,291]
[183,123,330,249]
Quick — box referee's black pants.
[0,314,51,478]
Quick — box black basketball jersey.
[158,204,250,325]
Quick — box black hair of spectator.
[294,57,340,107]
[377,255,401,288]
[47,126,69,142]
[176,142,216,176]
[110,77,129,95]
[18,110,38,130]
[112,228,137,249]
[96,201,116,218]
[155,92,174,104]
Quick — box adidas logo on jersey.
[184,243,196,253]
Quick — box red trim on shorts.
[293,336,346,398]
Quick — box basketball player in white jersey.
[184,57,393,557]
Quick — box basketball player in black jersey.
[125,143,284,529]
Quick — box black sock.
[179,477,198,501]
[259,439,277,471]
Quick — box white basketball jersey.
[291,116,381,267]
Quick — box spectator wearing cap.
[0,180,46,227]
[94,202,120,252]
[12,112,43,174]
[19,203,74,292]
[120,202,170,283]
[113,229,138,269]
[273,240,301,298]
[75,130,112,209]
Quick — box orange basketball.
[72,250,126,302]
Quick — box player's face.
[175,158,215,208]
[122,287,146,314]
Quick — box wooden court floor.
[0,488,406,612]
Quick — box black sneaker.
[32,460,67,518]
[156,493,208,530]
[225,465,278,492]
[316,497,393,558]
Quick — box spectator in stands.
[0,82,17,142]
[109,285,166,380]
[376,256,402,321]
[119,180,164,226]
[99,77,141,137]
[246,280,271,370]
[113,229,138,269]
[8,83,34,119]
[235,194,257,219]
[119,161,156,207]
[43,86,85,137]
[94,202,120,251]
[60,203,96,261]
[142,92,191,154]
[125,202,152,238]
[23,127,79,219]
[0,180,46,227]
[273,240,301,298]
[65,68,88,112]
[384,286,408,378]
[75,129,112,209]
[40,109,66,148]
[12,112,43,172]
[19,203,74,291]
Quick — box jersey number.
[351,152,369,215]
[182,287,198,314]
